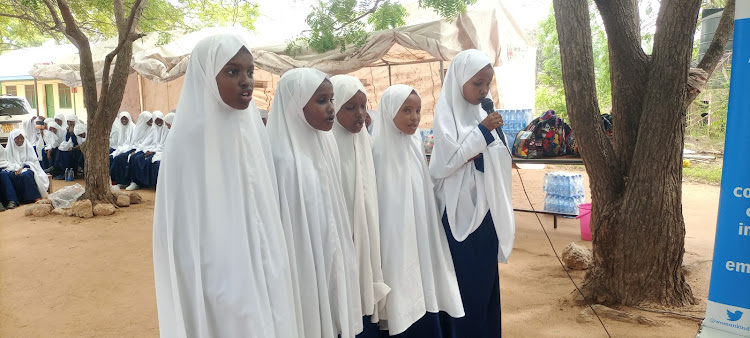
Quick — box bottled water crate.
[497,108,533,147]
[543,171,585,215]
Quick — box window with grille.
[24,85,37,109]
[5,85,17,96]
[58,84,72,108]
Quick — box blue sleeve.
[477,123,495,145]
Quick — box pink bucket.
[575,203,592,241]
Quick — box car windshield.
[0,98,30,116]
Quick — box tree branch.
[689,0,735,102]
[96,0,146,115]
[334,0,382,32]
[554,0,624,201]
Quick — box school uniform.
[371,85,464,337]
[43,121,64,174]
[3,130,49,204]
[153,34,299,338]
[74,124,87,173]
[110,111,152,186]
[429,49,515,338]
[127,111,169,189]
[330,75,390,338]
[54,115,81,177]
[267,68,362,338]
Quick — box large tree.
[553,0,734,305]
[0,0,258,203]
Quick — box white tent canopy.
[31,5,530,84]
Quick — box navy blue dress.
[437,124,502,338]
[109,151,132,185]
[1,169,41,204]
[385,312,457,338]
[0,170,20,205]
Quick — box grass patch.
[683,162,723,185]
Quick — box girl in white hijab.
[53,113,65,129]
[42,121,64,176]
[267,68,363,338]
[125,111,168,190]
[153,33,300,338]
[110,111,152,188]
[2,129,49,205]
[21,115,43,160]
[53,115,82,179]
[330,75,390,337]
[73,123,87,174]
[429,49,515,338]
[371,84,464,337]
[109,111,135,156]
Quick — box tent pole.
[388,64,392,86]
[34,78,40,116]
[439,60,445,84]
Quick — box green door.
[45,84,55,117]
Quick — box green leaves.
[289,0,472,55]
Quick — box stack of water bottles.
[64,168,75,182]
[497,109,533,147]
[543,171,585,215]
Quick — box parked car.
[0,95,36,146]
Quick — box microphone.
[480,98,508,148]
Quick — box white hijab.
[44,121,63,149]
[267,68,363,338]
[371,84,464,335]
[151,113,174,163]
[22,115,40,148]
[5,129,49,197]
[110,111,135,155]
[429,49,515,263]
[74,123,87,144]
[0,143,9,169]
[132,111,152,145]
[330,75,390,322]
[58,115,80,152]
[54,113,65,127]
[152,34,300,338]
[143,111,169,154]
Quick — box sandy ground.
[0,169,718,337]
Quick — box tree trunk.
[551,0,730,306]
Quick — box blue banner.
[702,2,750,336]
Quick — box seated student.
[53,115,81,179]
[330,75,389,338]
[110,111,152,187]
[0,144,20,211]
[42,121,64,175]
[1,130,49,205]
[371,85,464,337]
[54,114,65,130]
[267,68,363,338]
[147,112,174,186]
[110,111,135,156]
[22,115,44,165]
[126,111,167,190]
[74,123,87,175]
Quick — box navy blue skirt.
[441,211,501,338]
[109,151,132,185]
[385,312,457,338]
[1,170,41,204]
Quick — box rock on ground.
[35,198,52,205]
[93,203,116,216]
[72,200,94,218]
[128,192,142,204]
[24,204,54,217]
[561,242,593,270]
[115,194,131,207]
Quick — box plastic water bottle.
[64,168,73,182]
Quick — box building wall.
[1,80,87,122]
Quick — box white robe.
[152,34,300,338]
[110,112,135,155]
[371,85,464,335]
[429,49,515,263]
[266,68,363,338]
[5,129,49,197]
[330,75,390,322]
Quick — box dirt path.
[0,171,720,337]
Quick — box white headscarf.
[132,111,152,145]
[5,129,49,197]
[330,75,390,322]
[74,123,87,144]
[44,121,63,149]
[54,113,65,127]
[142,111,169,154]
[266,68,363,338]
[110,111,135,155]
[371,85,464,335]
[58,115,81,152]
[65,114,78,127]
[22,115,40,146]
[152,34,300,338]
[151,112,174,163]
[429,49,515,263]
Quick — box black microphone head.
[481,97,494,113]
